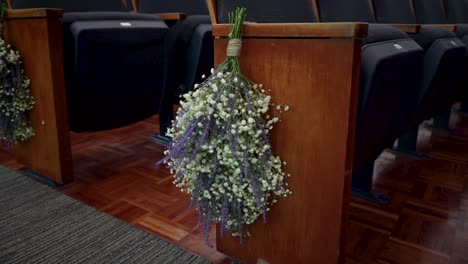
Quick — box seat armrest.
[212,22,368,38]
[153,12,186,21]
[428,24,457,31]
[385,24,421,34]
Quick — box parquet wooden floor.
[0,111,467,264]
[345,110,468,264]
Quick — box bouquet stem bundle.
[158,8,291,245]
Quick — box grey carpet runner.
[0,166,211,264]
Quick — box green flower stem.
[0,1,7,22]
[227,8,246,76]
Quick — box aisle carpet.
[0,166,210,264]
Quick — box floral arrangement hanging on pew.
[158,8,291,245]
[0,1,34,145]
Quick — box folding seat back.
[372,0,417,24]
[316,0,423,180]
[372,0,466,154]
[12,0,131,12]
[216,0,317,23]
[138,0,209,15]
[316,0,375,22]
[445,0,468,41]
[411,0,466,116]
[445,0,468,23]
[413,0,448,24]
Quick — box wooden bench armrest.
[6,8,63,19]
[386,24,420,34]
[153,12,186,21]
[212,22,368,38]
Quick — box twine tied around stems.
[226,39,242,57]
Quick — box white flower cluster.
[163,68,292,236]
[0,36,35,144]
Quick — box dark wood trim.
[153,12,187,21]
[409,0,415,15]
[367,0,376,17]
[6,8,63,19]
[311,0,320,22]
[428,24,457,31]
[131,0,138,12]
[338,39,362,264]
[212,22,368,38]
[205,0,217,24]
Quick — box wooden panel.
[409,0,415,14]
[367,0,376,16]
[311,0,320,21]
[212,22,368,38]
[6,8,63,18]
[154,12,186,21]
[205,0,217,24]
[214,37,362,264]
[4,10,73,184]
[131,0,139,12]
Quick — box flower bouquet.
[158,8,291,245]
[0,1,34,145]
